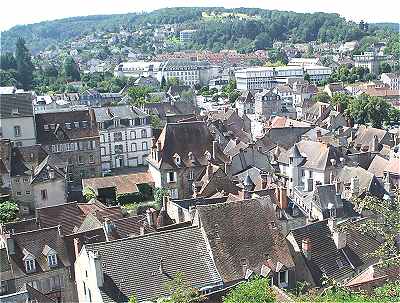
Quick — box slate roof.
[197,197,295,283]
[144,101,196,120]
[8,226,71,277]
[336,166,386,198]
[279,141,345,171]
[237,90,255,104]
[0,91,34,118]
[93,105,148,122]
[35,109,99,144]
[1,218,39,234]
[148,121,228,169]
[10,145,48,177]
[36,200,123,235]
[290,220,353,283]
[368,155,389,178]
[311,184,343,211]
[353,126,391,151]
[260,126,311,150]
[85,226,222,302]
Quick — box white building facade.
[94,105,152,172]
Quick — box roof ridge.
[11,225,60,236]
[87,225,200,248]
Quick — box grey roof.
[289,144,303,158]
[85,226,222,302]
[93,105,148,122]
[312,184,343,211]
[279,141,345,171]
[0,91,34,118]
[197,197,295,283]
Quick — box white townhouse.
[93,105,152,172]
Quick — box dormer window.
[114,118,120,128]
[82,121,88,128]
[44,124,49,131]
[23,252,36,273]
[65,123,72,130]
[74,122,80,128]
[48,254,58,267]
[173,154,181,166]
[42,245,58,268]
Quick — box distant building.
[158,59,219,86]
[235,65,331,90]
[255,89,282,120]
[34,109,101,188]
[380,73,400,90]
[179,29,197,43]
[354,52,384,75]
[114,61,162,78]
[0,87,36,147]
[93,105,152,171]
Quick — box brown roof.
[82,172,154,194]
[149,121,228,169]
[368,155,389,178]
[37,200,123,235]
[197,197,295,283]
[385,158,400,175]
[35,109,99,144]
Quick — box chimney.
[306,178,314,192]
[333,229,347,250]
[261,174,268,189]
[156,141,162,161]
[212,140,217,160]
[278,187,288,209]
[330,171,335,184]
[92,251,104,288]
[162,195,168,212]
[74,238,81,258]
[159,258,165,274]
[302,238,312,260]
[350,176,359,195]
[146,209,155,226]
[316,129,322,139]
[103,218,114,240]
[6,238,15,255]
[371,135,379,152]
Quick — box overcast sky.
[1,0,399,31]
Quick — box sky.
[1,0,399,31]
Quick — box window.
[188,169,194,180]
[41,189,48,200]
[88,288,92,302]
[141,129,147,138]
[26,191,31,195]
[78,155,84,164]
[114,132,122,141]
[0,280,7,295]
[101,147,106,156]
[309,171,313,178]
[25,258,36,273]
[14,126,21,137]
[100,134,106,143]
[74,122,80,128]
[115,144,123,154]
[83,281,86,295]
[87,140,96,150]
[17,191,22,196]
[130,131,136,139]
[301,170,305,177]
[142,142,148,151]
[15,178,20,183]
[89,154,94,164]
[278,270,289,287]
[48,254,58,267]
[82,121,88,128]
[131,143,137,152]
[65,123,72,129]
[169,188,178,199]
[167,171,177,183]
[114,118,120,128]
[23,177,29,183]
[44,124,49,131]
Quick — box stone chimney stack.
[371,135,379,152]
[146,209,155,226]
[302,238,312,260]
[350,176,359,195]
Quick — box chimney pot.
[302,238,312,260]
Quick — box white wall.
[0,116,36,146]
[32,179,67,209]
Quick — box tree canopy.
[0,201,19,224]
[223,277,276,303]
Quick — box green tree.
[254,32,272,50]
[223,276,276,303]
[331,93,352,113]
[311,92,331,103]
[128,295,138,303]
[304,72,311,83]
[0,201,19,224]
[63,56,81,81]
[0,52,17,70]
[379,62,392,74]
[350,189,400,262]
[159,272,203,303]
[386,107,400,126]
[83,187,96,202]
[15,38,34,90]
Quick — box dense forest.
[1,7,398,54]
